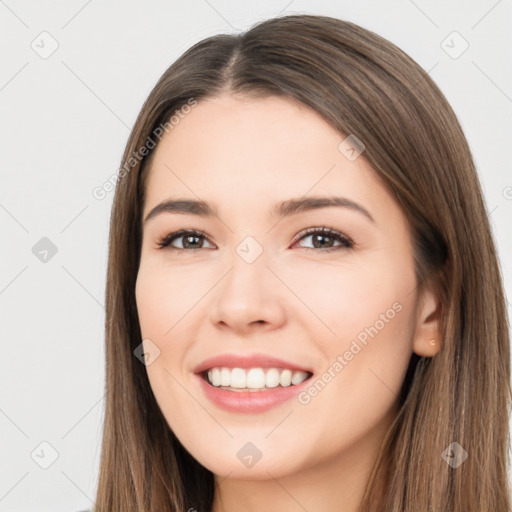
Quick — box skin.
[135,93,442,512]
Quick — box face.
[135,93,438,481]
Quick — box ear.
[412,281,443,357]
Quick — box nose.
[209,252,287,334]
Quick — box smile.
[193,352,314,413]
[196,368,314,413]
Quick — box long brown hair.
[94,14,511,511]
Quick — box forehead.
[142,94,393,222]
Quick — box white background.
[0,1,511,511]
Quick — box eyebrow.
[143,196,375,225]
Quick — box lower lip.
[195,373,312,413]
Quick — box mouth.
[193,353,315,412]
[200,366,314,392]
[195,367,314,413]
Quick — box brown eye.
[156,226,354,254]
[157,229,213,251]
[294,226,354,253]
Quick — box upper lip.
[193,353,313,374]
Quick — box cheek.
[292,296,414,461]
[135,262,202,337]
[135,268,195,431]
[279,255,411,338]
[135,263,206,390]
[290,256,416,400]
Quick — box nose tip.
[210,262,286,334]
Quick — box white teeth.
[247,368,266,388]
[208,368,221,387]
[280,369,292,387]
[265,368,280,388]
[205,367,310,389]
[231,368,246,388]
[220,367,231,386]
[291,370,309,385]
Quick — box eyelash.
[156,226,354,254]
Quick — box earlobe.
[412,284,443,357]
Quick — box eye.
[156,229,214,252]
[156,226,354,254]
[292,226,354,253]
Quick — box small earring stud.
[429,339,436,346]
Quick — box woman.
[93,13,511,512]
